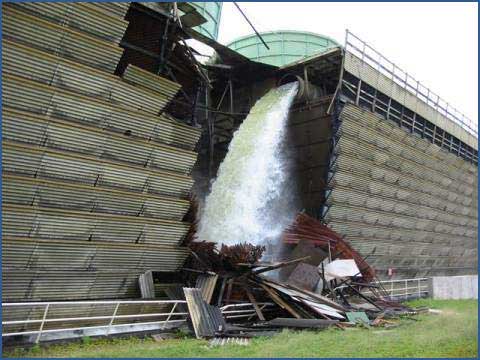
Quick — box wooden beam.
[259,283,302,319]
[244,287,265,321]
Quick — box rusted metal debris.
[219,243,266,266]
[181,213,419,339]
[284,213,376,282]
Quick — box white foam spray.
[197,82,299,247]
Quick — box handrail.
[2,299,189,343]
[344,30,477,138]
[2,300,274,343]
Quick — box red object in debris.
[283,213,376,282]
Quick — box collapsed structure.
[1,1,477,344]
[202,31,478,279]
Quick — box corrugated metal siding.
[10,2,129,44]
[3,108,197,175]
[326,104,478,278]
[2,3,200,302]
[3,5,124,73]
[3,42,175,115]
[3,142,194,198]
[2,77,200,151]
[123,64,181,99]
[3,175,190,221]
[3,204,190,246]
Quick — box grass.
[4,299,478,358]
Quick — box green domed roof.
[227,30,340,67]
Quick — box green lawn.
[4,299,478,358]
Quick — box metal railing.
[369,277,430,301]
[344,30,477,137]
[2,300,189,343]
[2,300,275,343]
[221,302,275,320]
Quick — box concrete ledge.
[428,275,478,299]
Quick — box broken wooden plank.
[259,277,346,312]
[244,287,265,321]
[258,283,302,319]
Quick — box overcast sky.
[214,2,478,124]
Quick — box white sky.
[214,2,478,123]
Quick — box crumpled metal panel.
[8,2,129,44]
[3,6,123,73]
[184,288,226,339]
[2,175,190,221]
[3,107,198,175]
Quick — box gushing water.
[197,82,298,247]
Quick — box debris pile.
[182,213,423,339]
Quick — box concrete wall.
[326,103,478,279]
[429,275,478,299]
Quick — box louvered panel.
[3,108,198,175]
[3,238,189,272]
[2,75,201,150]
[339,134,476,196]
[3,142,193,198]
[10,2,129,44]
[336,152,475,208]
[123,64,181,99]
[328,186,477,228]
[3,43,174,115]
[2,175,190,221]
[3,270,140,301]
[3,205,190,247]
[3,6,123,73]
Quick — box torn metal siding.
[325,103,478,278]
[2,3,200,301]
